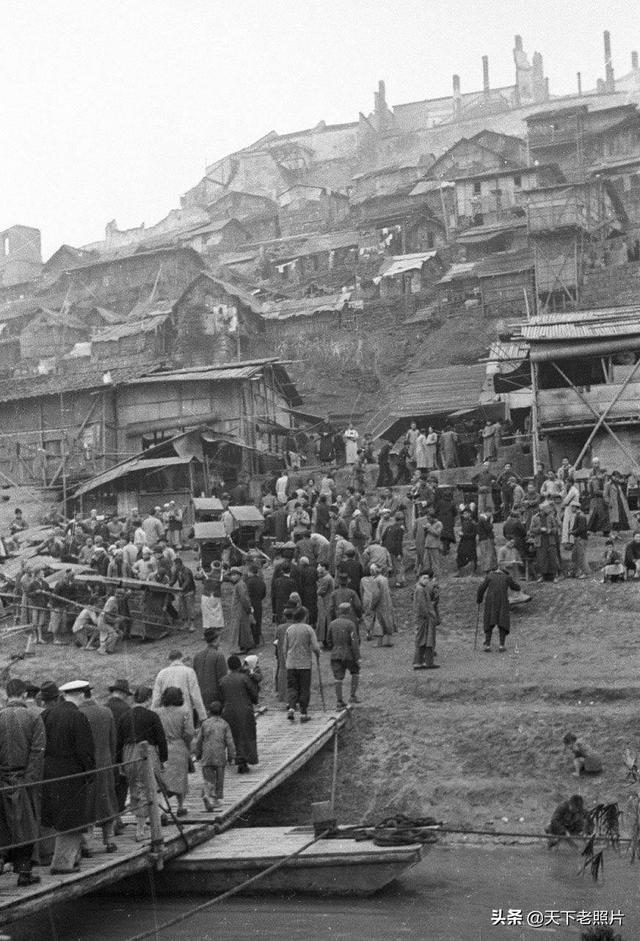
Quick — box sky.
[0,0,638,256]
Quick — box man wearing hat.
[329,571,362,633]
[326,602,361,709]
[193,629,228,708]
[227,567,254,654]
[42,680,96,873]
[413,570,440,670]
[151,651,207,725]
[381,512,406,587]
[106,679,133,832]
[0,678,45,886]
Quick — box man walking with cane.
[283,606,321,723]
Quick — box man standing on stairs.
[327,602,361,710]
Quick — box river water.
[7,843,640,941]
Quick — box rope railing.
[0,798,154,857]
[0,756,144,795]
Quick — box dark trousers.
[286,668,311,714]
[485,626,508,646]
[251,606,262,647]
[115,773,128,813]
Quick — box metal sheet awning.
[74,455,194,498]
[378,252,438,279]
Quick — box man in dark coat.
[244,564,266,646]
[79,689,118,853]
[329,572,363,633]
[0,678,45,886]
[337,547,363,596]
[193,628,228,707]
[327,603,361,708]
[219,655,259,773]
[42,680,96,874]
[297,556,318,627]
[271,564,297,624]
[476,567,521,652]
[106,679,133,833]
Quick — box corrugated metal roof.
[487,341,530,373]
[521,307,640,341]
[378,252,438,279]
[73,455,193,498]
[127,364,263,384]
[438,250,534,283]
[261,293,350,320]
[0,361,165,404]
[366,363,491,437]
[386,364,488,414]
[456,219,527,245]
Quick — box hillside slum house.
[0,358,300,506]
[490,305,640,472]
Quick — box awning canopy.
[530,336,640,361]
[193,521,227,541]
[74,455,194,498]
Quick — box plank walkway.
[0,706,347,928]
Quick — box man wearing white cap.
[42,680,96,874]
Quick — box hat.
[203,627,221,642]
[338,602,351,613]
[229,566,243,577]
[108,678,133,695]
[381,508,391,516]
[299,556,310,565]
[39,680,60,702]
[59,680,92,694]
[244,655,258,671]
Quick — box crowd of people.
[1,416,637,889]
[0,637,267,885]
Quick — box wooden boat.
[159,826,425,897]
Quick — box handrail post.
[140,741,164,869]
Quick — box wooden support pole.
[140,741,164,869]
[330,722,339,814]
[552,360,640,471]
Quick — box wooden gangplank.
[184,707,347,828]
[0,707,347,927]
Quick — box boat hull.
[158,827,425,897]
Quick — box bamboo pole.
[552,360,640,471]
[140,741,164,869]
[330,722,339,813]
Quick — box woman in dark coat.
[456,510,478,575]
[219,655,259,773]
[476,567,521,652]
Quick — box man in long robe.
[476,567,521,652]
[0,678,45,886]
[42,680,96,874]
